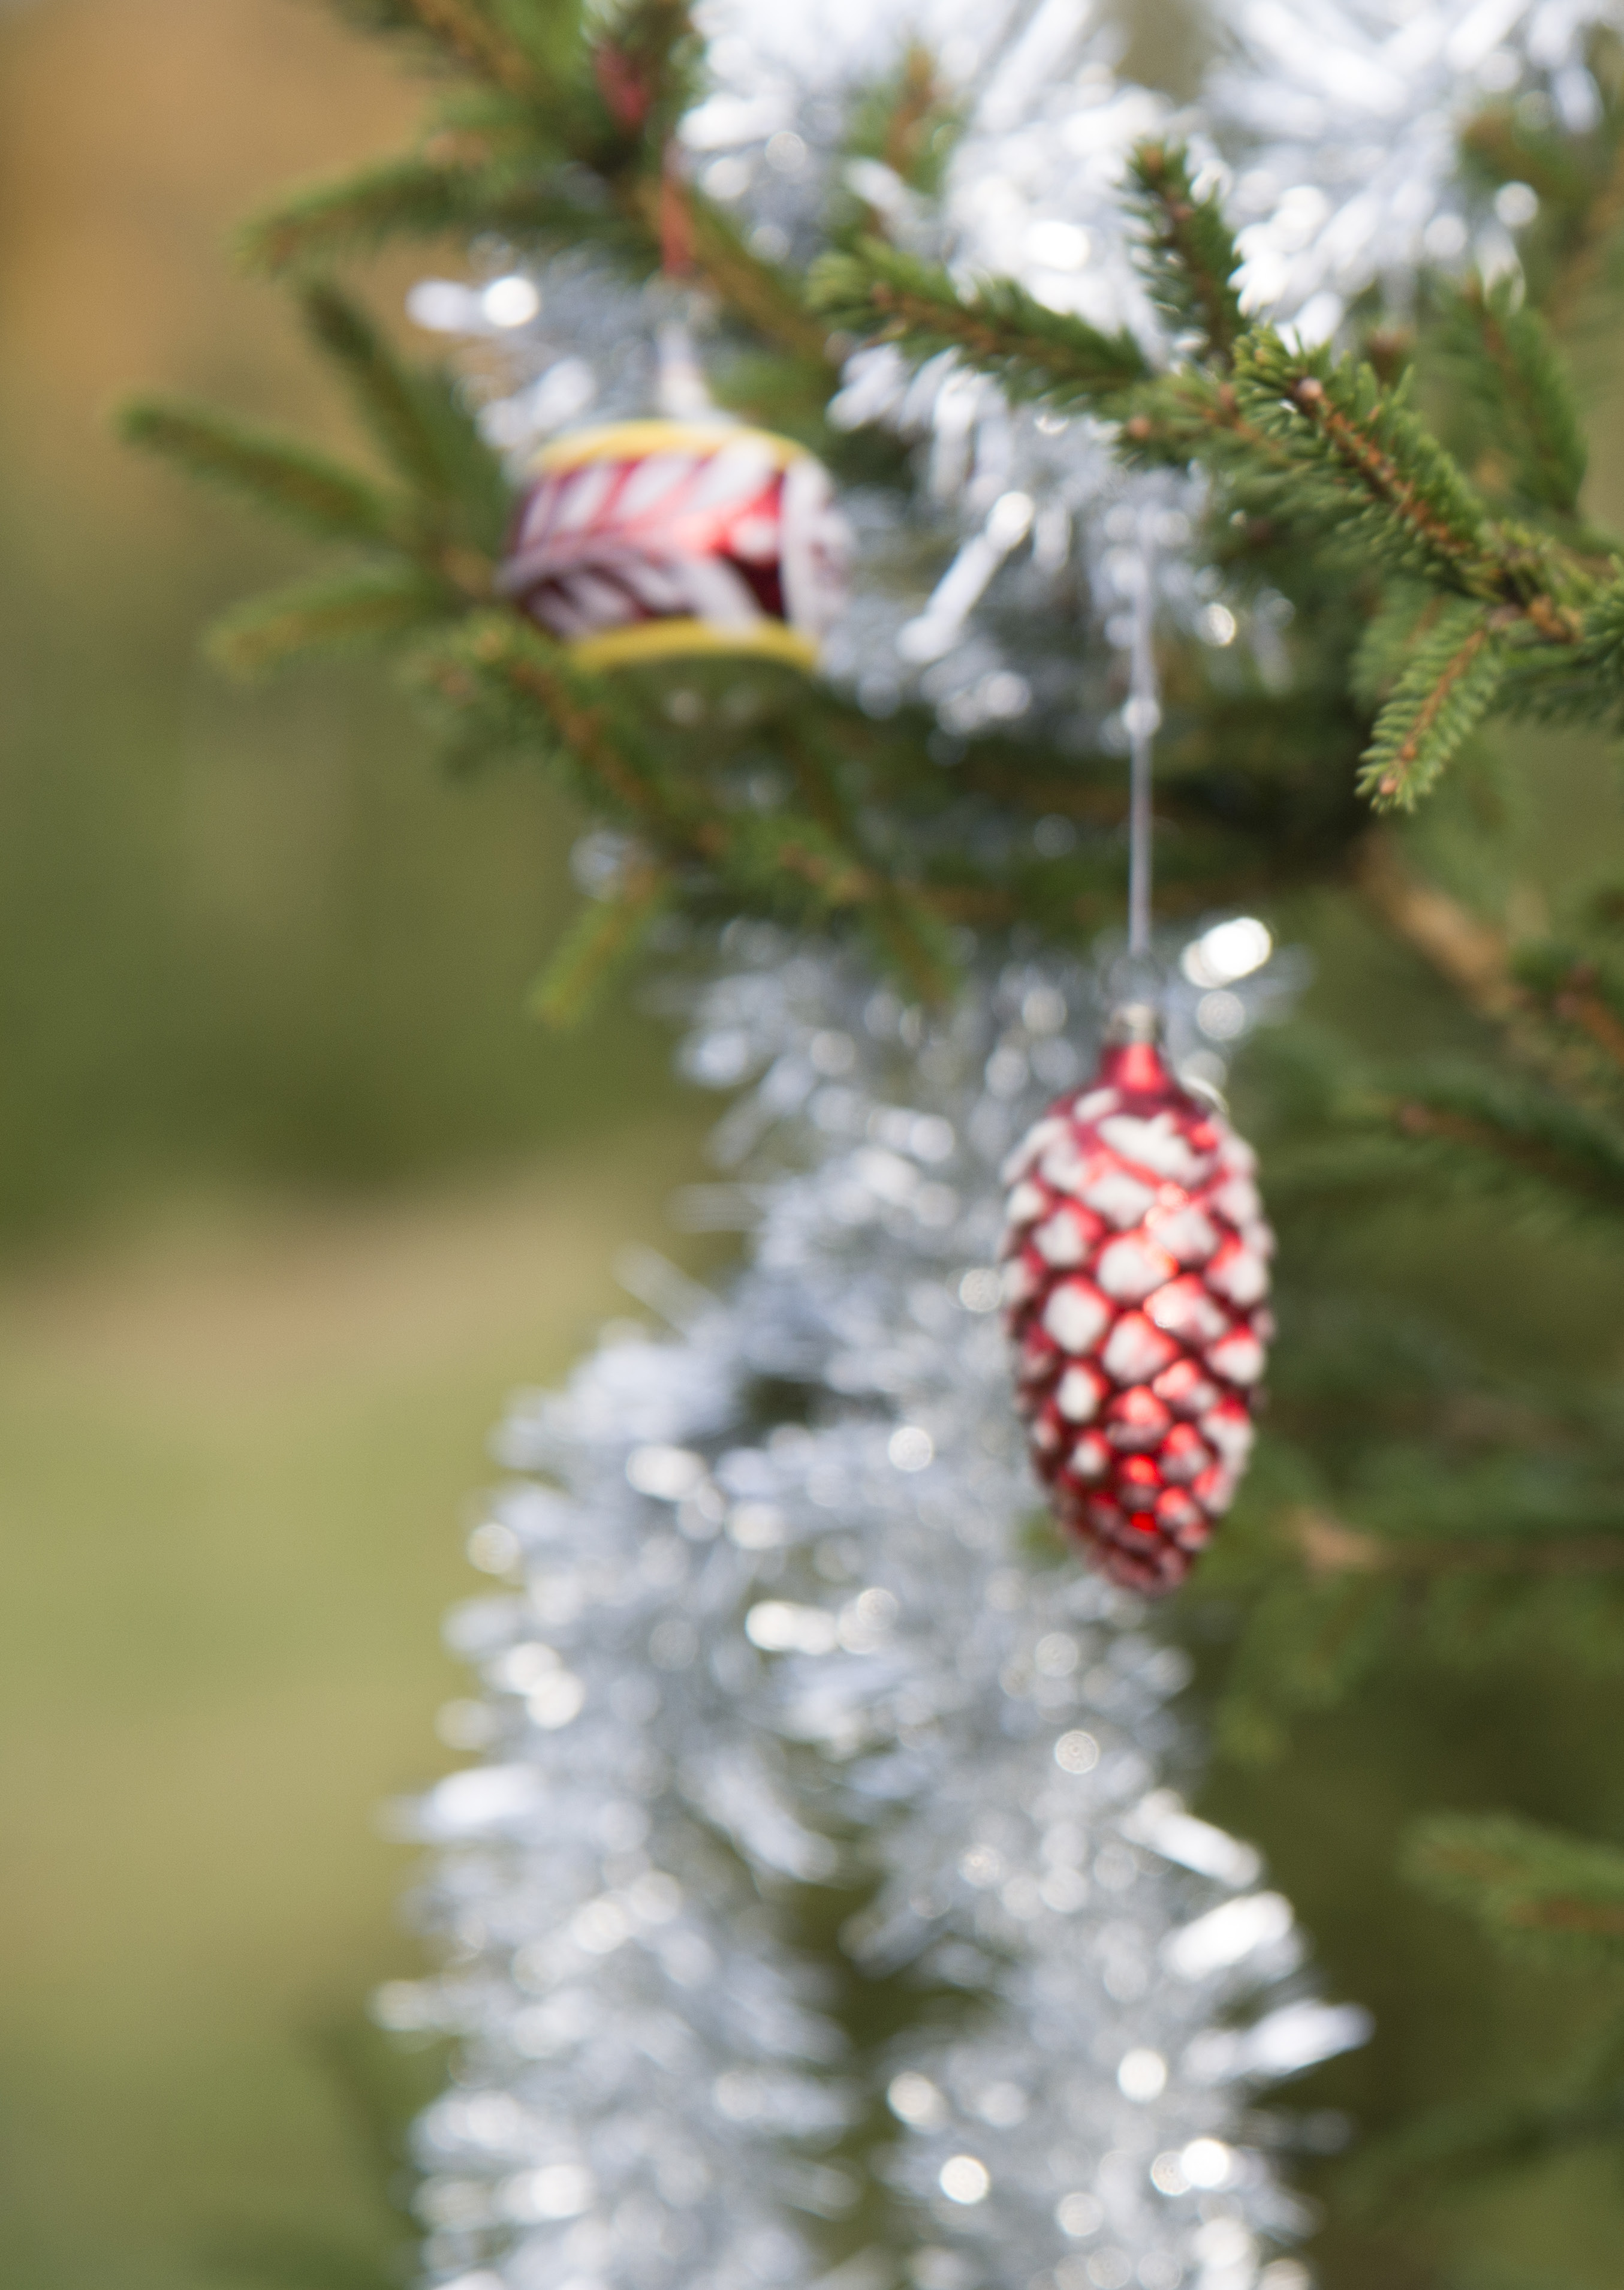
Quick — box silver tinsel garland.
[1209,0,1624,339]
[687,0,1189,735]
[412,1,1198,741]
[384,933,1363,2290]
[378,1281,851,2290]
[408,0,1624,725]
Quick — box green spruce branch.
[1358,598,1507,807]
[297,281,510,548]
[1292,1507,1624,1581]
[843,40,964,200]
[1348,2020,1624,2205]
[404,615,957,1000]
[324,0,581,103]
[123,297,508,677]
[119,399,404,547]
[802,146,1621,821]
[1355,836,1624,1139]
[1231,333,1503,591]
[237,154,626,276]
[239,3,824,377]
[528,857,675,1027]
[1436,276,1587,517]
[808,239,1152,408]
[1381,1081,1624,1217]
[1408,1813,1624,1963]
[206,564,458,678]
[407,612,693,831]
[1130,141,1245,369]
[1554,571,1624,717]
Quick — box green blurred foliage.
[0,474,686,1249]
[1191,724,1624,2288]
[0,7,698,2278]
[0,1127,710,2290]
[0,0,690,1260]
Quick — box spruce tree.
[125,5,1624,2283]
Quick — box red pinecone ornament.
[1001,1021,1273,1594]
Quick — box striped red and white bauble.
[498,419,849,670]
[1000,1020,1273,1594]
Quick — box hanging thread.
[1125,515,1159,961]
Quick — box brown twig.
[882,44,945,182]
[1294,1506,1624,1577]
[1357,834,1624,1087]
[629,179,834,365]
[1546,134,1624,337]
[1291,377,1489,576]
[1354,833,1524,1018]
[408,0,539,97]
[1123,377,1292,468]
[1556,983,1624,1072]
[1374,619,1496,799]
[477,631,680,830]
[1135,143,1240,367]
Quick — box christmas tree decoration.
[990,421,1263,1596]
[390,938,1359,2290]
[498,420,850,671]
[692,0,1178,733]
[1209,0,1624,340]
[125,0,1624,2276]
[1001,1013,1273,1592]
[377,1302,851,2290]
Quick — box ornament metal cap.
[1105,1000,1161,1045]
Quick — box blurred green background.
[0,4,706,2282]
[4,6,1624,2289]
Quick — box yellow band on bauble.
[569,618,820,672]
[535,419,813,477]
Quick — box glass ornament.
[1002,1009,1274,1592]
[498,419,850,671]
